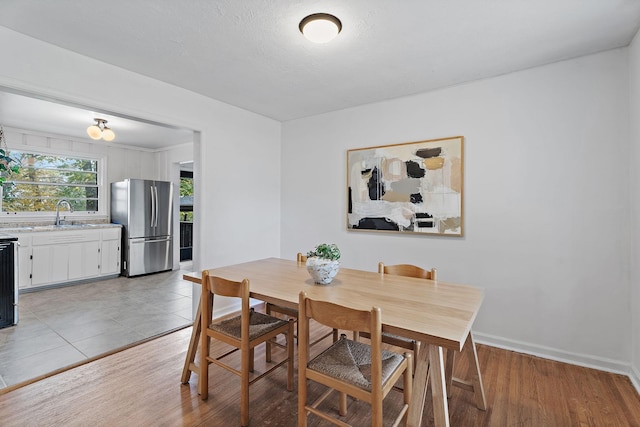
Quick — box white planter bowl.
[306,257,340,284]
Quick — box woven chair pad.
[210,310,289,341]
[307,337,405,391]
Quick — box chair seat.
[210,310,290,341]
[308,336,405,391]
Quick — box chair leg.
[249,348,255,372]
[339,392,348,416]
[287,320,294,391]
[372,392,383,426]
[199,335,210,399]
[333,328,339,342]
[403,352,413,425]
[241,344,250,426]
[265,305,273,361]
[266,337,273,363]
[199,292,213,400]
[298,349,308,426]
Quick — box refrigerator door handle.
[150,184,156,228]
[154,185,159,228]
[130,236,172,243]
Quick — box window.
[1,151,100,213]
[180,170,193,222]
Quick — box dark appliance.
[0,236,18,329]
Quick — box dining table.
[182,257,486,427]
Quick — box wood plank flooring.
[0,322,639,426]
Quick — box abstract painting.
[347,136,464,236]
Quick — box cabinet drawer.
[32,230,101,245]
[102,228,121,241]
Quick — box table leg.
[406,343,431,427]
[462,332,486,410]
[180,300,202,384]
[445,349,455,398]
[429,345,450,426]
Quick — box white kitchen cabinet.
[13,225,122,289]
[68,241,101,280]
[100,228,121,275]
[17,235,33,289]
[31,245,69,285]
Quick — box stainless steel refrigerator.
[110,179,174,277]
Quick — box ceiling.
[0,1,639,147]
[0,89,194,149]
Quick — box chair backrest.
[300,292,379,336]
[297,252,307,263]
[298,291,383,391]
[201,270,251,336]
[378,262,437,280]
[203,270,250,299]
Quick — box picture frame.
[347,136,464,236]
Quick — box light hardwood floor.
[0,322,639,426]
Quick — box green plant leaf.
[307,243,340,260]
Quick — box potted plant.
[306,243,341,284]
[0,126,19,186]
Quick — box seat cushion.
[210,310,289,341]
[307,337,405,390]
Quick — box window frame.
[1,146,108,220]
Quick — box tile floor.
[0,262,194,389]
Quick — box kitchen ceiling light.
[101,126,115,142]
[299,13,342,44]
[86,118,115,141]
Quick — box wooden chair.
[265,253,338,346]
[355,262,437,374]
[298,291,412,427]
[199,270,294,427]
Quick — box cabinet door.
[32,246,68,286]
[100,239,121,276]
[68,241,100,280]
[18,245,32,289]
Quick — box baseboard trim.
[630,365,640,395]
[473,332,631,377]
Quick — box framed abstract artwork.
[347,136,464,236]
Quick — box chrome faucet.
[55,199,73,226]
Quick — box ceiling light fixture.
[299,13,342,44]
[87,118,115,142]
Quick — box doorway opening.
[179,168,193,262]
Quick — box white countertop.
[0,223,122,233]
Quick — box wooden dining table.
[182,257,486,427]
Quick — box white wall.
[155,142,195,270]
[282,49,632,373]
[629,29,640,391]
[0,27,282,317]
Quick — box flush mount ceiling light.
[299,13,342,43]
[87,118,115,142]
